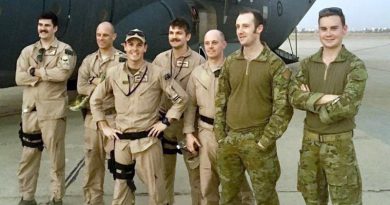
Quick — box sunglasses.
[127,30,145,37]
[37,48,45,62]
[319,7,343,17]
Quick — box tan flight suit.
[77,49,125,205]
[90,61,188,205]
[183,63,255,205]
[15,38,76,202]
[153,48,205,205]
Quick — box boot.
[18,198,37,205]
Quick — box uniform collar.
[233,42,270,62]
[34,37,59,49]
[167,47,194,59]
[123,61,148,76]
[95,48,118,61]
[310,45,349,63]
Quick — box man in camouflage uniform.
[214,9,293,205]
[153,18,205,205]
[15,12,76,205]
[77,22,125,205]
[90,29,187,205]
[289,7,366,205]
[183,29,254,205]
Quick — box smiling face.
[96,22,116,50]
[318,15,347,50]
[37,19,57,41]
[235,12,263,47]
[168,26,191,49]
[204,30,226,60]
[124,38,147,63]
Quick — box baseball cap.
[125,29,146,43]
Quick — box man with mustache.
[153,18,205,205]
[15,11,76,205]
[77,21,125,205]
[214,9,293,205]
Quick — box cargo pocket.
[22,111,40,133]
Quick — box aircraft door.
[44,0,71,38]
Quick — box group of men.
[15,6,366,205]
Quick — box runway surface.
[1,33,389,204]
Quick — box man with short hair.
[289,7,366,205]
[183,29,254,205]
[90,29,188,205]
[77,21,125,205]
[153,17,205,205]
[15,11,76,205]
[214,9,293,205]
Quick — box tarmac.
[1,33,390,204]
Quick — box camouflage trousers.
[217,130,280,205]
[297,129,362,205]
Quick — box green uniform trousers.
[297,129,362,205]
[217,131,280,205]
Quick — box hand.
[300,84,310,92]
[316,94,339,105]
[92,77,101,86]
[34,67,42,77]
[186,133,201,154]
[98,121,121,140]
[148,121,167,138]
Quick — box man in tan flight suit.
[183,29,254,205]
[153,18,205,205]
[77,22,125,205]
[90,29,188,205]
[15,12,76,205]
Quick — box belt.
[200,115,214,125]
[117,131,149,140]
[304,129,353,142]
[87,108,116,115]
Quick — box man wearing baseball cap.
[90,28,188,205]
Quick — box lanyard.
[170,50,188,80]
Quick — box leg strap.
[18,123,44,151]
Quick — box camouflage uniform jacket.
[214,43,293,150]
[289,46,368,134]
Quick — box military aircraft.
[0,0,316,88]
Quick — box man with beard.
[183,29,255,205]
[214,9,293,205]
[15,11,76,205]
[77,21,125,205]
[153,18,205,205]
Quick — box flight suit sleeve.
[152,54,163,67]
[15,47,40,86]
[183,72,198,134]
[77,56,96,96]
[90,74,113,122]
[160,70,188,120]
[38,46,77,82]
[214,60,231,142]
[258,61,293,150]
[289,60,324,112]
[318,59,368,124]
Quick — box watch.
[29,67,36,76]
[161,117,171,127]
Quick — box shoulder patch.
[65,49,74,56]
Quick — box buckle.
[318,135,325,143]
